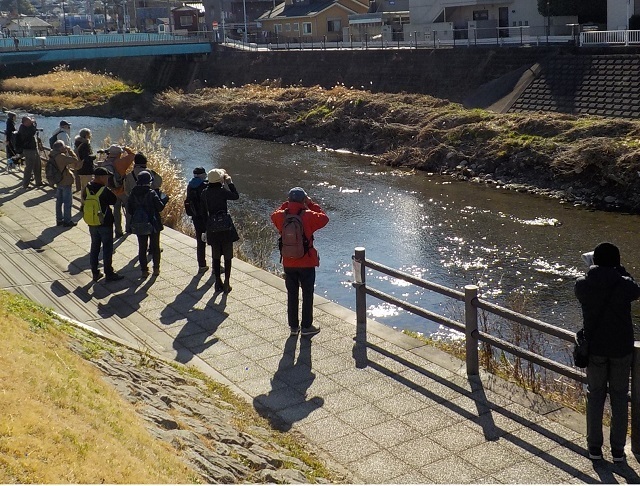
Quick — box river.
[33,116,640,344]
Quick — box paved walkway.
[1,167,640,483]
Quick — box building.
[5,16,53,36]
[347,0,409,42]
[257,0,369,43]
[172,4,205,32]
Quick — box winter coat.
[186,177,208,224]
[74,136,96,175]
[575,265,640,357]
[126,185,165,233]
[17,123,37,150]
[82,181,117,227]
[271,200,329,268]
[123,166,163,197]
[51,147,81,186]
[99,148,135,196]
[201,182,239,244]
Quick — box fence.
[352,246,640,453]
[580,29,640,46]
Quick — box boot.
[213,259,223,292]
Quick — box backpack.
[130,192,154,235]
[49,132,59,149]
[45,154,64,186]
[278,209,309,259]
[185,184,204,218]
[83,186,106,226]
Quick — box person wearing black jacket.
[575,242,640,462]
[5,112,16,169]
[82,167,123,282]
[18,116,43,189]
[185,166,209,272]
[74,128,97,195]
[127,170,166,277]
[201,168,239,292]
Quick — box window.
[472,10,488,21]
[293,22,299,31]
[179,15,193,27]
[524,20,529,26]
[512,21,516,27]
[285,23,291,31]
[302,22,312,34]
[327,19,341,32]
[275,23,282,33]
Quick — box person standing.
[126,170,165,277]
[82,167,124,282]
[575,242,640,462]
[122,152,163,233]
[18,116,43,189]
[50,140,81,227]
[201,168,239,292]
[5,112,17,171]
[74,128,97,198]
[185,166,209,272]
[100,144,135,237]
[271,187,329,337]
[50,120,71,146]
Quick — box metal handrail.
[352,246,640,452]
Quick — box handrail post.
[465,285,479,375]
[632,341,640,454]
[353,247,367,326]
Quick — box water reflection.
[33,116,640,339]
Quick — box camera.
[35,128,43,132]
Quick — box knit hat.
[106,145,122,156]
[94,166,112,176]
[136,170,153,186]
[134,153,147,166]
[208,169,225,184]
[288,187,307,203]
[193,167,206,175]
[593,242,620,267]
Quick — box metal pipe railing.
[353,246,639,452]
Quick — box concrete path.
[1,166,640,483]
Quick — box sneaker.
[62,221,77,227]
[141,268,149,277]
[198,266,209,273]
[152,268,160,276]
[588,447,603,460]
[223,283,232,293]
[56,221,64,227]
[612,450,626,462]
[105,273,124,282]
[301,325,321,337]
[214,282,224,292]
[114,231,124,238]
[290,327,300,336]
[92,271,104,282]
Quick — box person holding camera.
[575,242,640,462]
[17,116,44,189]
[201,168,239,292]
[271,187,329,337]
[50,140,82,227]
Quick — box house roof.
[258,0,361,20]
[7,16,52,28]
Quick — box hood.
[188,177,206,189]
[75,135,88,145]
[584,265,625,290]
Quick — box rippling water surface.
[35,116,640,339]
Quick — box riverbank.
[5,70,640,212]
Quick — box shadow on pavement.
[253,335,324,432]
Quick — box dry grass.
[0,290,200,483]
[0,65,136,110]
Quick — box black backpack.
[130,192,154,235]
[185,184,205,218]
[45,154,64,186]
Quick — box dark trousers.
[284,266,315,329]
[194,220,207,267]
[136,231,161,271]
[587,353,632,451]
[89,225,115,275]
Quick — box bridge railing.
[351,246,640,453]
[0,32,209,52]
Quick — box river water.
[34,116,640,342]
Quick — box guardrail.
[351,246,640,453]
[1,32,210,52]
[580,29,640,46]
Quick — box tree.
[537,0,578,17]
[0,0,36,15]
[537,0,606,24]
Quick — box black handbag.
[207,210,232,233]
[573,328,589,368]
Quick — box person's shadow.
[253,336,324,431]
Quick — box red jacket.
[271,200,329,268]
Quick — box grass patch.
[0,290,200,483]
[0,65,138,110]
